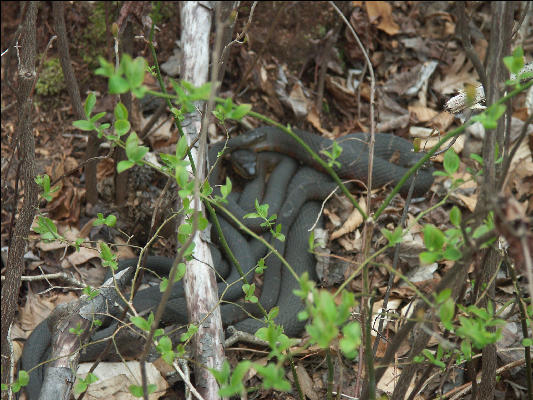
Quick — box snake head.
[230,149,257,178]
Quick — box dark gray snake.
[21,127,434,399]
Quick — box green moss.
[35,58,65,96]
[80,2,113,69]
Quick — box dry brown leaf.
[365,1,400,35]
[408,105,439,122]
[377,365,402,395]
[307,104,333,137]
[19,292,56,333]
[337,233,362,252]
[423,134,465,162]
[114,237,137,259]
[433,58,478,95]
[326,75,358,109]
[66,246,100,267]
[454,192,478,213]
[430,111,455,132]
[287,82,310,118]
[96,158,115,179]
[331,198,367,240]
[294,364,318,400]
[509,137,533,177]
[77,361,168,400]
[450,167,477,212]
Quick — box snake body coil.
[21,127,433,399]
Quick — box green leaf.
[126,57,147,89]
[419,251,439,265]
[216,361,251,397]
[380,227,403,246]
[443,245,462,261]
[242,283,258,303]
[117,160,135,173]
[256,363,291,391]
[503,47,524,75]
[129,384,156,398]
[94,213,116,227]
[423,224,445,252]
[176,135,189,159]
[439,298,455,330]
[114,102,129,120]
[228,103,252,120]
[94,57,115,77]
[109,75,130,94]
[255,258,266,274]
[99,242,117,269]
[90,111,107,123]
[73,119,96,131]
[18,370,29,387]
[130,312,154,332]
[461,340,472,361]
[220,177,232,199]
[435,288,451,304]
[339,321,361,359]
[84,93,96,118]
[124,132,149,163]
[210,360,231,386]
[34,216,61,242]
[443,148,460,175]
[178,222,192,244]
[114,118,131,136]
[156,335,173,352]
[449,206,461,227]
[180,324,198,342]
[470,153,483,165]
[197,215,209,230]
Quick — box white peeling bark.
[180,2,225,399]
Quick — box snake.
[20,127,434,399]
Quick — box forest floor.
[1,2,531,399]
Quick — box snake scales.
[21,127,434,399]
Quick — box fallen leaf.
[331,198,367,240]
[287,82,310,118]
[420,134,465,162]
[66,246,100,267]
[408,105,439,122]
[365,1,400,35]
[19,292,56,333]
[77,361,168,400]
[307,104,333,137]
[294,364,318,400]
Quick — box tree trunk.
[1,2,39,398]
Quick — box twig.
[329,2,377,397]
[1,272,86,288]
[29,35,57,99]
[50,155,111,187]
[172,361,205,400]
[7,324,14,400]
[443,359,526,400]
[235,3,287,94]
[372,172,418,357]
[224,326,269,347]
[139,101,168,139]
[219,1,258,65]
